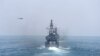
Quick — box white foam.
[48,47,70,54]
[35,45,70,56]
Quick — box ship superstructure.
[45,20,59,48]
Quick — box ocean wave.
[34,45,70,56]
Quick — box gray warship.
[45,20,59,48]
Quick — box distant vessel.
[18,18,23,20]
[45,20,59,48]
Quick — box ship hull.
[45,40,59,48]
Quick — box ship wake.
[34,45,70,56]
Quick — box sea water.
[0,36,100,56]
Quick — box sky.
[0,0,100,36]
